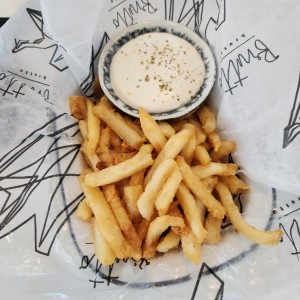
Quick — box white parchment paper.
[1,0,300,299]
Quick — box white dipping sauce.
[110,32,205,113]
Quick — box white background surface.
[0,0,27,17]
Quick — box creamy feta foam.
[110,32,205,113]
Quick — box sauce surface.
[110,32,205,113]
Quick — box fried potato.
[193,145,211,165]
[79,172,131,258]
[181,230,201,264]
[90,217,115,266]
[207,131,221,152]
[181,124,197,165]
[156,230,181,252]
[138,159,177,220]
[197,104,216,134]
[176,156,226,219]
[124,185,143,223]
[143,216,185,259]
[176,183,207,244]
[144,128,193,186]
[192,162,238,179]
[204,213,222,244]
[220,175,249,194]
[93,97,144,149]
[139,106,167,152]
[69,95,87,120]
[86,99,101,155]
[215,181,283,245]
[76,198,93,221]
[158,122,176,138]
[187,117,207,144]
[210,141,236,161]
[103,184,142,260]
[85,149,153,187]
[155,167,182,216]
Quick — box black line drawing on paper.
[0,113,82,255]
[283,72,300,148]
[112,0,158,29]
[279,219,300,261]
[164,0,226,41]
[12,8,68,72]
[191,262,224,300]
[80,32,110,96]
[273,196,300,218]
[218,36,279,94]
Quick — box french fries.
[72,94,282,266]
[215,181,283,245]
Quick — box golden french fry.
[144,128,193,186]
[210,141,236,161]
[137,212,157,241]
[220,175,249,194]
[168,202,190,235]
[155,167,182,216]
[124,185,143,223]
[188,117,207,145]
[79,172,131,258]
[193,145,211,165]
[143,216,185,259]
[76,198,93,221]
[158,122,176,138]
[181,124,197,165]
[69,95,87,120]
[103,184,142,260]
[156,230,181,252]
[86,99,101,155]
[139,106,167,153]
[192,162,238,179]
[204,213,222,244]
[85,149,153,187]
[181,230,201,264]
[207,131,221,152]
[90,217,115,266]
[86,153,101,171]
[93,97,144,149]
[79,119,88,140]
[197,104,216,134]
[176,183,207,244]
[176,156,226,219]
[138,159,177,220]
[215,181,283,245]
[202,176,219,193]
[195,196,207,224]
[97,126,111,154]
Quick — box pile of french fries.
[69,94,283,266]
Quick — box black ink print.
[219,37,279,94]
[0,113,82,255]
[0,71,51,103]
[283,72,300,148]
[191,262,224,300]
[164,0,226,41]
[279,219,300,261]
[78,250,151,287]
[273,197,300,218]
[80,32,109,96]
[12,8,68,72]
[0,17,8,28]
[112,0,158,28]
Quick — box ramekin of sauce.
[99,20,216,120]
